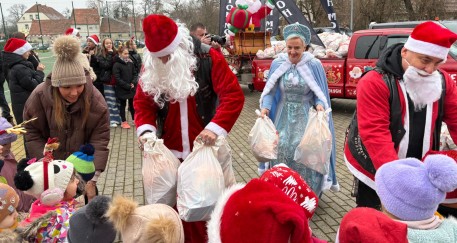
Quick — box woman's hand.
[260,108,270,117]
[316,104,324,111]
[85,180,97,202]
[196,129,217,146]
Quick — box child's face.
[1,144,11,156]
[63,172,80,201]
[0,210,18,229]
[121,49,129,59]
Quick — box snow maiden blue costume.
[260,23,339,195]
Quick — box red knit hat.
[338,207,408,243]
[260,163,318,219]
[87,35,100,45]
[207,179,312,243]
[142,14,182,57]
[404,21,457,61]
[65,27,80,37]
[4,38,33,55]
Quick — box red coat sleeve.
[205,49,244,136]
[357,71,399,169]
[133,80,159,137]
[442,70,457,143]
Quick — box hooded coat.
[2,51,44,124]
[112,55,138,99]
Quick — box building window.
[89,26,93,30]
[77,27,81,30]
[23,17,25,20]
[118,34,122,38]
[29,15,33,20]
[35,14,39,19]
[25,24,29,29]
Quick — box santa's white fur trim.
[207,183,245,243]
[179,100,191,158]
[136,124,157,137]
[344,154,376,190]
[405,36,448,61]
[205,122,228,137]
[87,37,99,45]
[13,42,33,55]
[149,32,183,58]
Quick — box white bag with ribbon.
[294,108,332,175]
[249,109,279,162]
[177,139,225,222]
[142,134,181,206]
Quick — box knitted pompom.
[17,158,31,172]
[425,154,457,192]
[53,35,81,62]
[14,170,34,191]
[79,144,95,156]
[85,195,112,224]
[106,195,137,232]
[144,215,178,242]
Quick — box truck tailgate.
[321,58,347,98]
[252,58,274,92]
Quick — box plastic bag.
[177,140,225,222]
[215,137,236,187]
[248,110,279,162]
[294,108,332,175]
[142,134,181,206]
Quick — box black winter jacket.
[129,50,142,75]
[3,52,44,123]
[112,55,137,99]
[95,52,115,84]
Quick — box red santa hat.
[87,35,100,45]
[4,38,33,55]
[404,21,457,61]
[207,179,312,243]
[338,207,408,243]
[65,27,79,37]
[142,14,182,57]
[260,163,318,219]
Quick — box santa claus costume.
[134,15,244,242]
[344,21,457,211]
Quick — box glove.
[138,132,157,151]
[266,0,275,9]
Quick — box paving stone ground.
[11,85,357,242]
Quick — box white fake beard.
[140,42,199,108]
[403,66,442,111]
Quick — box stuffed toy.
[226,0,275,36]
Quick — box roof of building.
[71,8,100,25]
[100,16,143,33]
[28,19,73,36]
[24,4,65,20]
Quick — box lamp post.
[350,0,353,30]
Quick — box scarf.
[396,215,443,230]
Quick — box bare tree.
[61,8,72,19]
[86,0,98,8]
[403,0,416,20]
[7,4,27,23]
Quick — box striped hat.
[66,144,95,182]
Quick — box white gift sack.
[177,140,225,222]
[294,108,332,175]
[215,136,236,188]
[142,135,181,206]
[249,110,279,162]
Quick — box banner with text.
[260,7,280,36]
[270,0,324,47]
[219,0,236,36]
[320,0,340,32]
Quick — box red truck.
[252,28,457,98]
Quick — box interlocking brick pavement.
[10,86,356,242]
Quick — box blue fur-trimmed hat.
[283,23,311,45]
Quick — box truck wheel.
[248,84,254,92]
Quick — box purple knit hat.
[0,117,17,145]
[375,155,457,221]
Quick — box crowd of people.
[0,8,456,243]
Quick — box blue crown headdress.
[283,23,311,45]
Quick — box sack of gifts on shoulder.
[249,109,279,162]
[294,108,332,175]
[177,139,225,222]
[142,134,181,206]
